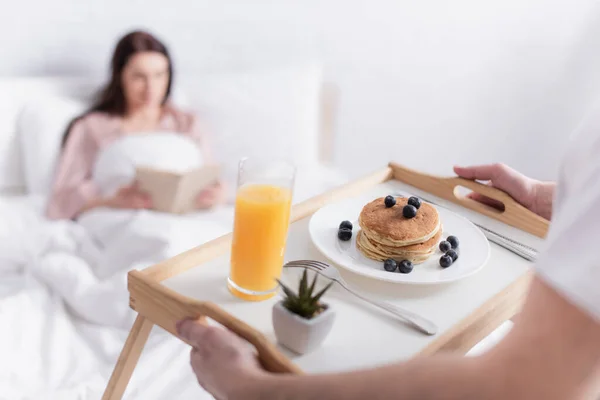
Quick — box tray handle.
[128,270,302,374]
[389,162,549,238]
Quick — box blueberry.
[337,228,352,241]
[398,260,413,274]
[339,220,353,230]
[439,240,451,253]
[408,196,422,209]
[446,249,458,262]
[403,205,417,218]
[383,259,397,272]
[384,195,396,208]
[447,235,459,249]
[439,255,453,268]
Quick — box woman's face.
[121,51,170,112]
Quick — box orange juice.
[228,183,293,301]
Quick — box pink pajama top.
[46,108,207,220]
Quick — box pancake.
[360,226,443,255]
[356,228,443,264]
[354,196,443,265]
[356,237,435,263]
[358,197,440,247]
[358,247,434,264]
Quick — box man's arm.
[253,347,485,399]
[179,276,600,400]
[245,277,600,400]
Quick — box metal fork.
[284,260,438,335]
[393,191,538,262]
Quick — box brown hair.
[62,30,173,146]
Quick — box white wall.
[2,0,600,181]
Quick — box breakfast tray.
[102,162,549,400]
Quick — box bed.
[0,65,348,399]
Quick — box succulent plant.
[276,268,333,319]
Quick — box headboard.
[0,66,337,195]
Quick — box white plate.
[308,195,491,285]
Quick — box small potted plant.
[272,268,335,354]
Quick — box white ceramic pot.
[272,300,336,355]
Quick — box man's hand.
[454,163,555,220]
[177,319,268,400]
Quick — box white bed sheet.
[0,165,349,400]
[0,194,227,400]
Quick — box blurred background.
[3,0,600,181]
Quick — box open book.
[136,165,221,214]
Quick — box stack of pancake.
[356,197,442,264]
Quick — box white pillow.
[180,62,323,187]
[17,95,87,196]
[92,132,203,197]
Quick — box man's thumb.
[176,319,207,343]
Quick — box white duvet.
[0,132,348,399]
[0,193,233,400]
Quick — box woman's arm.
[46,119,103,220]
[46,119,152,219]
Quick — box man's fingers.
[454,163,527,197]
[177,319,233,349]
[453,164,502,182]
[177,319,212,346]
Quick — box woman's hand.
[82,182,152,213]
[453,163,555,220]
[107,183,153,209]
[195,181,225,209]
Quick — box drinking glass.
[227,157,296,301]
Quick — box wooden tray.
[102,162,549,400]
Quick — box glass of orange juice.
[227,157,296,301]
